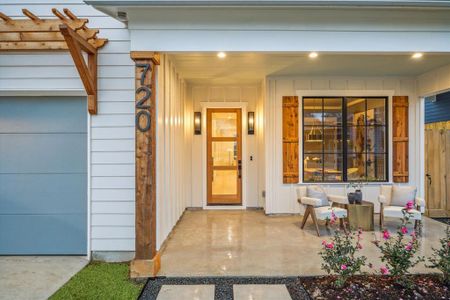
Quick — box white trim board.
[200,101,249,210]
[296,89,395,184]
[0,89,86,96]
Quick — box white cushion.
[307,186,329,207]
[315,206,347,220]
[391,186,417,207]
[383,206,421,220]
[380,185,392,205]
[296,186,307,200]
[300,196,323,207]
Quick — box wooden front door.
[207,108,242,205]
[425,122,450,217]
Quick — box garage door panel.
[0,134,87,173]
[0,96,87,255]
[0,173,87,214]
[0,214,86,255]
[0,97,86,134]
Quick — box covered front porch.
[158,210,446,276]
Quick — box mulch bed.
[139,274,449,299]
[300,274,449,300]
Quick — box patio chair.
[378,185,425,229]
[296,186,348,237]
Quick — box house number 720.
[135,63,152,132]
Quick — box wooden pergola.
[0,8,108,114]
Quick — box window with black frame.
[302,97,388,182]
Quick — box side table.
[347,201,374,231]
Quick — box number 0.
[136,110,151,132]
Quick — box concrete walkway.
[0,256,88,300]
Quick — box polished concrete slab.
[234,284,292,300]
[0,256,88,300]
[159,210,447,276]
[156,285,215,300]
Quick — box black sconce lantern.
[248,111,255,135]
[194,112,201,135]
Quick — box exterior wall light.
[194,112,201,135]
[248,111,255,135]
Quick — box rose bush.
[319,212,367,288]
[372,202,424,287]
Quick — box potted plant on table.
[347,181,365,204]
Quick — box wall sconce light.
[248,112,255,135]
[194,112,201,135]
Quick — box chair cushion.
[315,206,347,220]
[383,206,421,220]
[307,186,329,207]
[391,186,417,207]
[296,186,307,199]
[300,197,323,207]
[380,185,392,205]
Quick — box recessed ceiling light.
[217,52,226,59]
[412,52,423,59]
[309,52,318,58]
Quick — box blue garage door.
[0,97,87,255]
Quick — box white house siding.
[264,76,419,214]
[187,84,264,208]
[156,55,189,249]
[0,0,136,253]
[417,63,450,96]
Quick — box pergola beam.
[0,8,107,114]
[60,24,96,54]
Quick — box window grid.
[302,96,388,183]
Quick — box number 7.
[136,63,151,86]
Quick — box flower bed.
[299,274,449,299]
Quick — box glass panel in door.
[207,109,242,205]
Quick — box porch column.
[130,51,160,278]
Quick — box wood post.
[130,51,160,278]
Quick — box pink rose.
[322,240,327,246]
[383,229,391,240]
[405,200,414,210]
[380,266,390,275]
[326,242,334,249]
[330,211,337,225]
[340,264,347,271]
[401,226,408,234]
[405,243,413,251]
[357,243,363,250]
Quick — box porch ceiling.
[169,52,450,85]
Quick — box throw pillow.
[391,186,416,207]
[306,185,329,207]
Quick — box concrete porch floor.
[0,256,88,300]
[159,210,447,276]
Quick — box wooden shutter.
[282,96,299,183]
[393,96,409,183]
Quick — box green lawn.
[50,262,144,300]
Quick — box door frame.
[201,102,248,209]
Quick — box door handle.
[426,173,432,185]
[238,160,242,179]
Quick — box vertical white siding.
[187,84,264,208]
[264,76,419,214]
[156,55,188,249]
[0,0,135,252]
[417,63,450,96]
